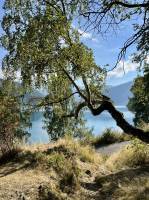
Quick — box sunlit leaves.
[0,80,30,154]
[1,0,105,140]
[128,74,149,125]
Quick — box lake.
[28,106,134,144]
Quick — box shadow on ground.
[81,165,149,200]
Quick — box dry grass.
[94,139,149,199]
[0,136,104,200]
[113,176,149,200]
[105,140,149,171]
[22,136,103,165]
[95,166,149,200]
[54,136,103,164]
[0,136,149,200]
[92,128,131,147]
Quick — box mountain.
[25,81,133,106]
[105,81,133,106]
[0,79,44,104]
[23,90,45,105]
[0,78,133,106]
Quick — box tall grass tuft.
[93,128,131,147]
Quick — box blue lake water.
[28,106,134,144]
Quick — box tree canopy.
[128,67,149,126]
[0,79,30,155]
[0,0,149,142]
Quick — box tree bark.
[90,100,149,143]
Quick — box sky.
[0,0,140,86]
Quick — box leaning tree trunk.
[90,100,149,143]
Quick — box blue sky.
[0,0,140,86]
[75,20,140,86]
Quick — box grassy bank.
[0,136,148,200]
[95,139,149,199]
[0,136,103,200]
[83,128,132,147]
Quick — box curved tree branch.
[110,1,149,8]
[62,68,88,101]
[82,1,149,16]
[62,101,87,118]
[89,100,149,143]
[36,91,79,107]
[62,96,149,143]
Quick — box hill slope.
[0,79,133,106]
[0,138,148,200]
[106,81,133,106]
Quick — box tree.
[77,0,149,140]
[0,80,30,156]
[128,68,149,126]
[0,0,149,142]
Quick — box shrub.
[48,152,68,172]
[59,171,80,193]
[93,128,131,147]
[54,136,103,164]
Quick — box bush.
[54,136,103,164]
[59,171,80,193]
[93,128,131,147]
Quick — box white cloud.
[0,67,4,79]
[71,24,98,43]
[92,38,99,43]
[78,28,99,42]
[78,29,92,39]
[108,58,139,78]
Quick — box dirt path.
[0,141,148,200]
[96,141,130,155]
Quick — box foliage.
[43,103,93,140]
[128,72,149,125]
[1,0,149,143]
[93,128,131,147]
[0,80,30,156]
[0,0,105,140]
[139,122,149,132]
